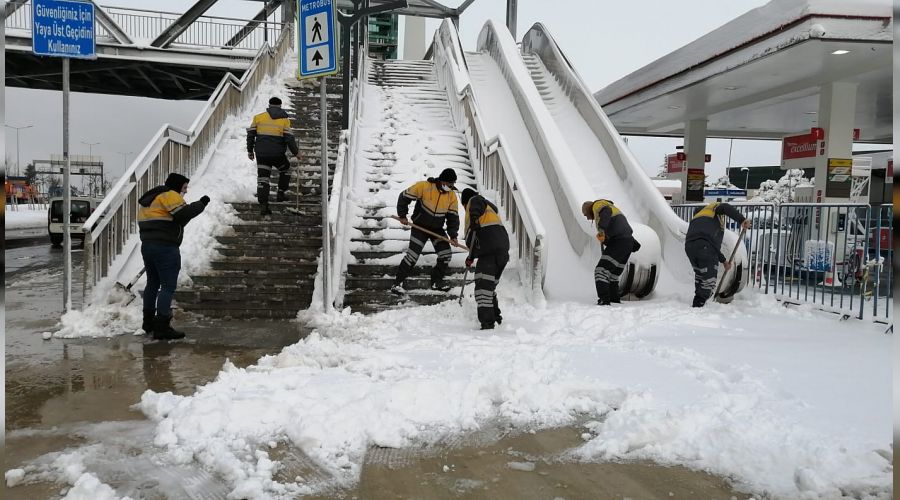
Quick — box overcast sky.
[3,0,888,187]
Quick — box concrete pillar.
[506,0,518,40]
[814,81,858,202]
[403,16,426,60]
[683,119,708,202]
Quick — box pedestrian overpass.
[4,0,294,99]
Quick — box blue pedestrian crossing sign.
[298,0,338,79]
[32,0,96,59]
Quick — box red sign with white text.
[666,154,684,173]
[782,132,818,160]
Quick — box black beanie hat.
[437,168,457,185]
[269,96,282,106]
[165,173,190,192]
[461,188,477,206]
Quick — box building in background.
[368,14,399,60]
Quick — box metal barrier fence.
[672,202,893,324]
[431,19,546,302]
[81,24,294,291]
[6,2,284,50]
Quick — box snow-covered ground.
[129,285,891,499]
[5,205,49,230]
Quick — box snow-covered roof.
[596,0,891,107]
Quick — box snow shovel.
[713,227,747,300]
[389,216,469,251]
[458,266,470,306]
[116,267,146,306]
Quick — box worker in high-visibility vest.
[582,199,641,305]
[247,96,301,216]
[685,202,751,307]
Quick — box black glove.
[465,257,474,268]
[200,195,210,206]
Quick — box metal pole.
[15,128,20,177]
[320,77,330,310]
[263,0,268,44]
[63,58,72,312]
[505,0,518,40]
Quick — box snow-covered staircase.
[174,76,342,319]
[341,60,475,313]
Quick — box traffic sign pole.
[63,58,72,312]
[299,0,339,310]
[32,0,96,312]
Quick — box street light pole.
[741,167,750,191]
[5,123,34,177]
[114,151,132,194]
[81,140,100,196]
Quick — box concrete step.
[217,247,321,259]
[233,210,324,223]
[191,275,308,289]
[177,290,312,306]
[341,290,455,312]
[230,223,324,235]
[210,260,318,272]
[183,308,299,319]
[344,276,464,291]
[215,236,321,250]
[347,263,465,277]
[230,202,323,213]
[201,268,318,278]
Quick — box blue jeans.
[141,243,181,317]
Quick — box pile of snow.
[707,173,739,189]
[5,205,49,230]
[128,284,890,499]
[752,168,813,205]
[52,55,298,339]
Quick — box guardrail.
[672,202,893,325]
[82,24,294,292]
[5,1,284,50]
[325,36,366,309]
[431,19,546,301]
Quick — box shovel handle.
[390,216,469,250]
[714,227,747,299]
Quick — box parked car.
[47,197,103,247]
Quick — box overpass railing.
[5,2,285,50]
[431,19,546,303]
[81,23,294,294]
[672,202,893,326]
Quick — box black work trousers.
[256,154,291,206]
[395,226,453,285]
[474,251,509,326]
[685,239,719,306]
[594,237,634,303]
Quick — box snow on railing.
[432,19,546,302]
[81,24,294,297]
[324,37,368,310]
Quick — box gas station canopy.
[594,0,892,143]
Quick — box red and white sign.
[782,132,818,160]
[666,153,684,174]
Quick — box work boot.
[260,204,272,216]
[480,322,494,330]
[597,296,611,306]
[609,289,621,304]
[152,315,186,340]
[141,309,155,334]
[692,296,706,308]
[431,280,452,292]
[276,191,287,202]
[390,283,407,296]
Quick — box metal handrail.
[432,19,546,302]
[81,23,295,293]
[325,34,368,309]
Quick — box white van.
[48,197,103,247]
